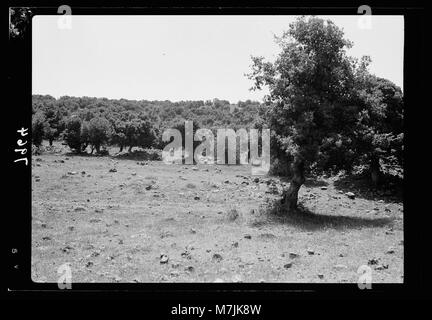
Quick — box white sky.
[32,15,404,103]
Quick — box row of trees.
[248,16,404,211]
[32,95,264,154]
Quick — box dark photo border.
[5,0,426,302]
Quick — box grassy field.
[31,144,403,283]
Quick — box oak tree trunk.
[282,157,305,212]
[370,155,380,186]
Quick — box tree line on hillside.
[32,95,266,154]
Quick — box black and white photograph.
[28,13,405,284]
[4,2,427,303]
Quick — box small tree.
[43,108,64,146]
[124,117,156,152]
[88,117,112,153]
[32,111,46,147]
[63,116,83,152]
[80,121,91,152]
[110,119,127,152]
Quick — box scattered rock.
[212,253,223,263]
[160,254,169,264]
[284,263,293,269]
[386,247,395,254]
[61,245,74,253]
[318,274,324,279]
[244,234,252,239]
[190,228,196,234]
[74,206,86,212]
[307,249,315,255]
[320,186,328,190]
[232,242,239,248]
[185,266,195,272]
[160,231,173,239]
[194,196,200,200]
[289,252,299,259]
[109,168,117,173]
[170,270,180,277]
[368,258,380,265]
[374,264,389,271]
[181,251,192,260]
[345,192,355,199]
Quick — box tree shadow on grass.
[333,172,403,203]
[255,201,394,231]
[112,150,161,161]
[63,151,105,158]
[276,176,328,188]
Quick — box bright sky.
[32,15,404,103]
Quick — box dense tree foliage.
[87,117,113,153]
[32,94,265,154]
[248,17,403,212]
